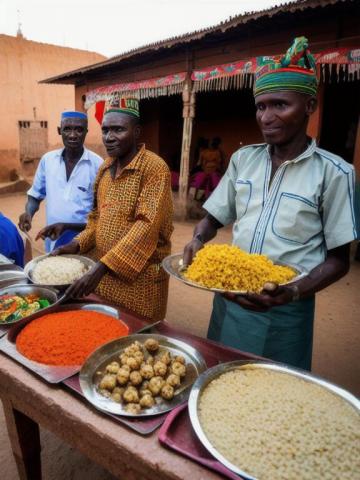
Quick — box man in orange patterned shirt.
[53,98,173,320]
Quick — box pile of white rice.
[199,366,360,480]
[32,257,88,285]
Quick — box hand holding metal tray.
[162,253,308,295]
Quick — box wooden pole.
[178,79,195,220]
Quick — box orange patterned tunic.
[77,145,173,320]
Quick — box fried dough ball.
[106,361,120,374]
[129,370,143,386]
[166,373,181,387]
[141,380,150,390]
[99,374,116,391]
[123,386,139,403]
[111,392,122,403]
[125,403,141,414]
[124,345,137,356]
[113,387,125,397]
[140,364,154,380]
[121,364,131,373]
[134,351,144,363]
[161,384,175,400]
[99,388,111,398]
[116,368,130,385]
[158,351,172,365]
[139,393,155,408]
[144,338,159,352]
[126,356,141,370]
[146,355,154,366]
[154,361,167,377]
[171,361,186,377]
[133,340,143,350]
[119,352,128,363]
[149,376,165,395]
[173,355,186,365]
[140,389,152,397]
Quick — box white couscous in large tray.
[188,360,360,480]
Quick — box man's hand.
[36,223,68,241]
[51,240,80,257]
[19,212,32,232]
[183,214,223,266]
[183,237,204,266]
[223,282,296,312]
[65,262,108,299]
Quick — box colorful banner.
[315,48,360,64]
[88,48,359,112]
[191,59,257,82]
[85,72,187,109]
[191,48,360,91]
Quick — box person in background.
[53,98,173,321]
[192,137,224,200]
[0,212,25,267]
[18,111,103,251]
[183,37,357,371]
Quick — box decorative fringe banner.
[85,72,187,110]
[317,48,360,83]
[86,49,359,107]
[192,58,256,93]
[320,63,360,83]
[192,48,360,93]
[192,73,254,92]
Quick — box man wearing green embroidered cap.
[54,97,173,321]
[184,37,357,370]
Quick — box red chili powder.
[16,310,129,366]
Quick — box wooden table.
[0,303,231,480]
[0,353,229,480]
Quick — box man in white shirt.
[19,111,103,251]
[183,37,357,370]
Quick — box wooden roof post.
[178,77,195,220]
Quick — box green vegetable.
[38,299,50,308]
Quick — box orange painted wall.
[0,34,105,181]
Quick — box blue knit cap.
[61,111,88,120]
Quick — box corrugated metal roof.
[40,0,348,84]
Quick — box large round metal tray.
[0,269,28,289]
[162,253,308,295]
[80,333,207,417]
[24,254,96,290]
[0,284,58,325]
[188,360,360,480]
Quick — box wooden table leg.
[1,398,42,480]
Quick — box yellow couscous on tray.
[184,244,296,293]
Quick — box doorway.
[320,80,360,164]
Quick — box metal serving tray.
[188,360,360,480]
[0,284,59,339]
[162,253,308,295]
[0,303,123,383]
[79,333,207,417]
[0,284,58,321]
[24,254,96,290]
[0,270,28,289]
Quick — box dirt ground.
[0,192,359,480]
